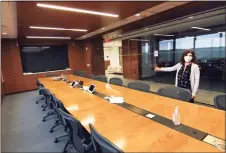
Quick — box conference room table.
[39,74,225,152]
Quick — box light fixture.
[101,28,105,30]
[154,34,174,37]
[37,3,119,18]
[130,39,149,42]
[188,16,193,19]
[30,26,87,32]
[135,13,140,16]
[119,35,122,37]
[2,33,7,35]
[191,27,210,31]
[26,36,71,39]
[145,28,149,30]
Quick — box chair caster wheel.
[54,139,58,143]
[50,129,54,133]
[62,150,67,153]
[42,119,46,122]
[36,101,38,104]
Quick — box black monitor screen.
[20,45,69,73]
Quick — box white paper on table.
[145,113,155,119]
[109,97,124,104]
[83,86,89,91]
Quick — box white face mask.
[184,56,193,62]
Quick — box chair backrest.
[89,124,123,153]
[214,94,226,111]
[157,86,192,102]
[87,74,95,79]
[45,73,57,77]
[109,78,123,86]
[35,78,44,88]
[95,75,107,82]
[59,108,92,153]
[73,71,86,77]
[127,82,150,92]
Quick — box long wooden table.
[39,75,225,152]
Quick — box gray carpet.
[1,90,76,152]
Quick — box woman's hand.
[154,65,161,72]
[192,96,195,99]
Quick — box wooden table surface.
[39,75,225,152]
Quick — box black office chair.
[87,74,95,79]
[157,86,192,102]
[127,82,150,92]
[89,124,123,153]
[59,108,94,153]
[45,73,57,77]
[95,75,107,83]
[42,89,56,122]
[73,71,86,77]
[214,94,226,111]
[35,78,45,104]
[50,97,69,141]
[109,77,123,86]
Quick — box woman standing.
[155,50,200,103]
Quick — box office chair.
[87,74,95,79]
[95,75,107,83]
[42,90,56,122]
[50,97,69,141]
[89,124,123,153]
[127,82,150,92]
[73,71,86,77]
[45,73,57,77]
[157,86,192,102]
[214,94,226,111]
[109,77,123,86]
[59,108,94,153]
[35,78,45,104]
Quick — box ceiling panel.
[17,1,162,42]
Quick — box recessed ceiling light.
[119,35,122,36]
[102,28,105,30]
[191,27,210,31]
[188,16,194,19]
[2,33,7,35]
[37,3,119,18]
[30,26,87,32]
[135,13,140,16]
[26,36,71,39]
[154,34,174,37]
[145,28,149,30]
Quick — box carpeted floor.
[1,90,76,152]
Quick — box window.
[175,37,194,62]
[20,45,69,73]
[159,39,174,66]
[195,32,225,79]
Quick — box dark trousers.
[189,98,195,103]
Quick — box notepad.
[145,113,156,119]
[109,97,124,104]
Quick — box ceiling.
[16,1,162,42]
[102,1,226,40]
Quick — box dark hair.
[180,49,197,66]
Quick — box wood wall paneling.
[122,39,140,80]
[1,39,105,94]
[104,60,110,70]
[68,41,85,72]
[92,40,105,75]
[1,39,74,94]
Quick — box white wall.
[103,40,122,66]
[104,47,120,66]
